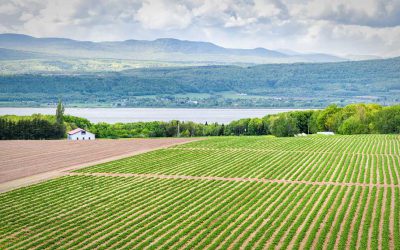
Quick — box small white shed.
[317,131,335,135]
[67,128,95,140]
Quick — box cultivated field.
[0,135,399,249]
[0,138,198,184]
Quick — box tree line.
[68,103,400,138]
[0,103,399,140]
[0,100,65,140]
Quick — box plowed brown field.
[0,138,198,184]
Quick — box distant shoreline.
[0,107,312,124]
[0,106,316,110]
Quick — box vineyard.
[1,134,399,249]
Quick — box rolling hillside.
[0,57,399,107]
[0,33,345,64]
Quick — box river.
[0,108,307,124]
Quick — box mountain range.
[0,33,350,64]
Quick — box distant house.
[67,128,95,140]
[317,132,335,135]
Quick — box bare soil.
[0,138,199,192]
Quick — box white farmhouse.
[67,128,95,140]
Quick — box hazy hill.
[1,56,399,108]
[0,33,345,64]
[0,48,52,60]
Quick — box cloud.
[224,16,257,28]
[254,0,289,19]
[0,0,399,56]
[298,0,400,28]
[135,0,192,30]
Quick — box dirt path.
[0,138,200,193]
[67,172,400,188]
[170,147,400,156]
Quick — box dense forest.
[1,57,399,108]
[1,103,399,139]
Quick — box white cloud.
[254,0,288,19]
[293,0,400,27]
[224,16,257,28]
[0,3,19,14]
[135,0,192,30]
[0,0,399,56]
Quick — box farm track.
[68,172,400,188]
[168,147,400,156]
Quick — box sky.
[1,0,400,57]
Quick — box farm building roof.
[67,128,85,135]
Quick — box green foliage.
[247,118,267,135]
[373,105,400,134]
[316,104,341,131]
[56,99,65,124]
[1,57,399,107]
[1,103,399,139]
[338,116,368,134]
[55,99,66,136]
[225,119,250,136]
[269,114,299,137]
[0,117,64,139]
[288,110,314,134]
[0,111,80,140]
[63,115,92,130]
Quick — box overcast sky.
[1,0,400,57]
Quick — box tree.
[0,117,65,140]
[226,119,250,136]
[63,115,91,130]
[373,105,400,133]
[55,99,66,137]
[181,129,190,137]
[248,118,266,135]
[218,124,225,136]
[338,116,368,134]
[316,104,341,131]
[56,99,65,125]
[269,114,299,137]
[335,104,378,134]
[288,110,314,134]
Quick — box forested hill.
[0,57,399,108]
[118,57,400,94]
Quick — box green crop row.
[1,134,399,249]
[175,134,400,154]
[1,175,398,249]
[77,136,400,185]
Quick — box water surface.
[0,108,306,124]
